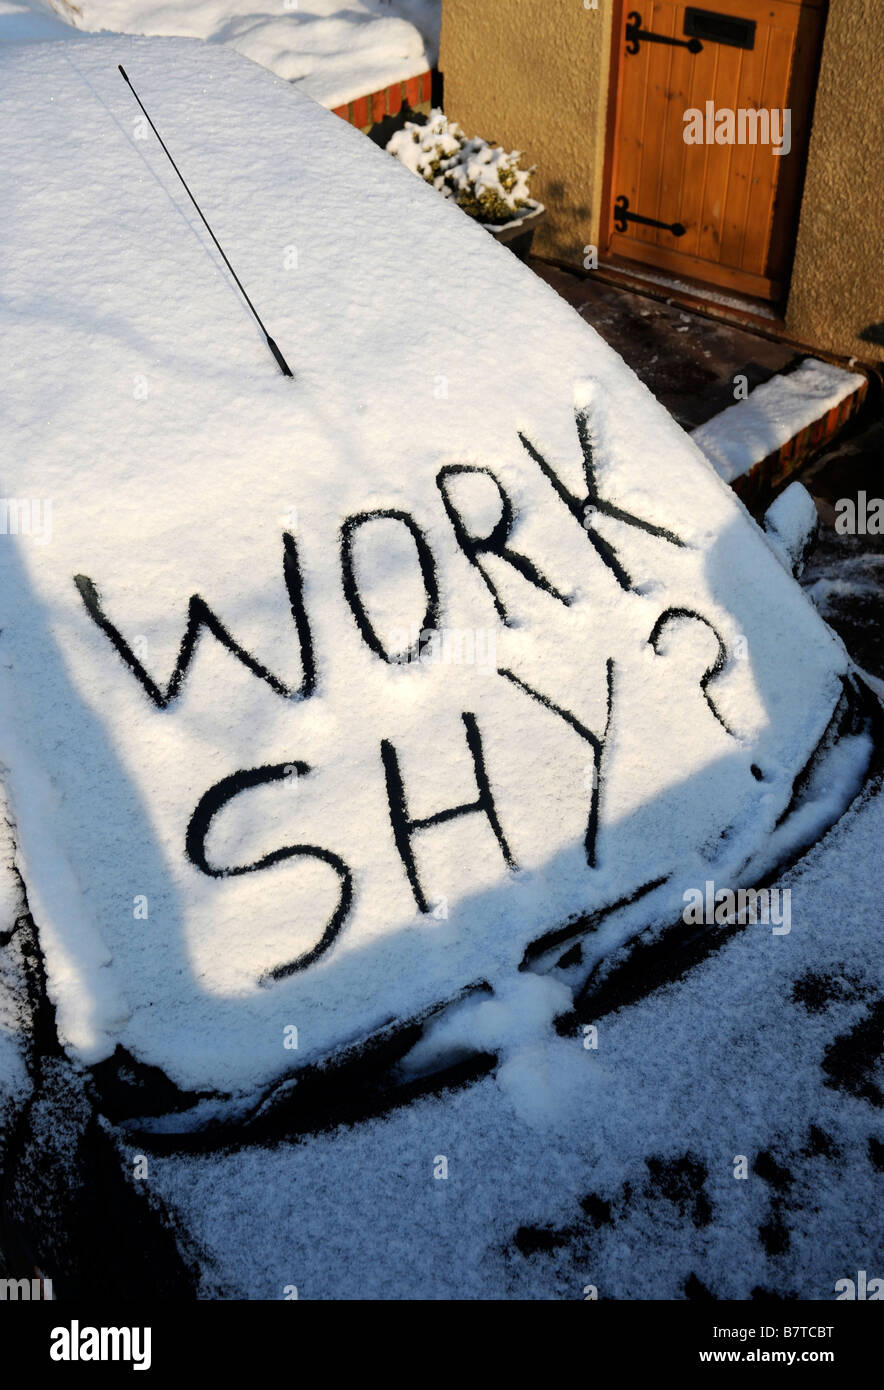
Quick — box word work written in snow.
[74,407,737,984]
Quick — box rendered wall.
[439,0,612,267]
[785,0,884,361]
[440,0,883,362]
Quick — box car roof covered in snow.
[0,38,860,1115]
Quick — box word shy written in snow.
[683,103,791,156]
[682,881,792,935]
[75,410,737,985]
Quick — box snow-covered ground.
[0,0,440,106]
[0,36,880,1299]
[150,780,884,1298]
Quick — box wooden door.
[602,0,825,301]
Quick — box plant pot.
[483,202,546,261]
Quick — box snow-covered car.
[0,37,879,1295]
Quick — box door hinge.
[625,11,703,55]
[614,196,686,238]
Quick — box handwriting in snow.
[74,409,732,982]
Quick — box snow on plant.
[387,109,534,223]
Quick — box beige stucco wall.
[439,0,613,265]
[440,0,884,362]
[784,0,884,361]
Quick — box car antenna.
[118,64,293,379]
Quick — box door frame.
[597,0,827,306]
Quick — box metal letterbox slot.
[684,8,756,49]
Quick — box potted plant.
[386,109,545,260]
